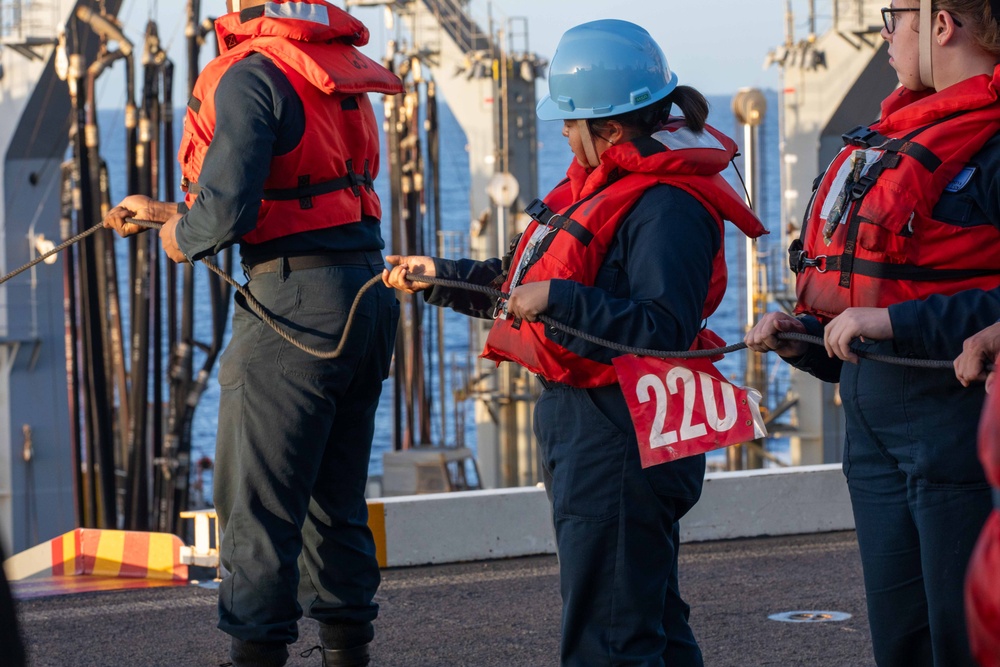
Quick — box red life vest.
[481,120,767,388]
[792,66,1000,323]
[966,369,1000,667]
[177,0,403,245]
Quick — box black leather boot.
[321,643,370,667]
[228,639,289,667]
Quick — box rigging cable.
[0,219,991,373]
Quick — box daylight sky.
[99,0,838,106]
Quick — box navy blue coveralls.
[789,134,1000,667]
[175,54,398,666]
[425,183,718,667]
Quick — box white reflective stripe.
[264,1,330,26]
[818,152,856,221]
[817,148,881,221]
[508,224,552,290]
[651,127,724,152]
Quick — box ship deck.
[13,530,874,666]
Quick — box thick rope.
[1,220,991,371]
[122,219,380,360]
[404,274,991,372]
[1,218,376,360]
[0,221,107,285]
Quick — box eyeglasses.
[881,7,920,33]
[880,6,963,34]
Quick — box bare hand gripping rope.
[0,220,984,371]
[1,219,378,360]
[405,275,966,371]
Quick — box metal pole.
[732,88,767,470]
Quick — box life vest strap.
[841,125,943,171]
[787,238,812,275]
[790,246,1000,282]
[842,126,885,148]
[524,198,594,247]
[182,159,373,209]
[840,127,943,203]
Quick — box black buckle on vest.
[524,198,549,222]
[344,159,373,197]
[842,125,882,148]
[298,175,313,210]
[363,159,373,192]
[840,125,889,148]
[345,159,362,196]
[788,239,805,274]
[524,198,568,233]
[850,174,875,201]
[788,240,827,274]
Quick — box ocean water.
[96,89,786,489]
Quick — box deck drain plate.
[768,610,851,623]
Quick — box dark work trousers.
[534,383,706,667]
[214,254,398,652]
[841,343,992,667]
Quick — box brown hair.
[589,85,710,136]
[934,0,1000,55]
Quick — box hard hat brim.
[535,72,678,121]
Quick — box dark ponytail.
[589,84,710,136]
[667,86,709,133]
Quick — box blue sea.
[97,90,786,491]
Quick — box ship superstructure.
[0,0,93,553]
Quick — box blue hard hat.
[536,19,679,121]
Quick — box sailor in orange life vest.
[103,1,403,666]
[745,2,1000,665]
[955,322,1000,667]
[383,20,765,667]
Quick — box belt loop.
[278,257,288,282]
[241,259,251,282]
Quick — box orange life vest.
[792,66,1000,323]
[481,120,767,388]
[177,0,403,245]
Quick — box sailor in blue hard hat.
[537,19,679,167]
[384,19,765,666]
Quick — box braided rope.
[124,220,383,360]
[404,274,974,371]
[0,221,107,285]
[0,220,986,371]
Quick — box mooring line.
[0,220,988,372]
[0,221,107,285]
[403,274,978,372]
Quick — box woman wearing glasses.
[746,2,1000,665]
[385,19,765,667]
